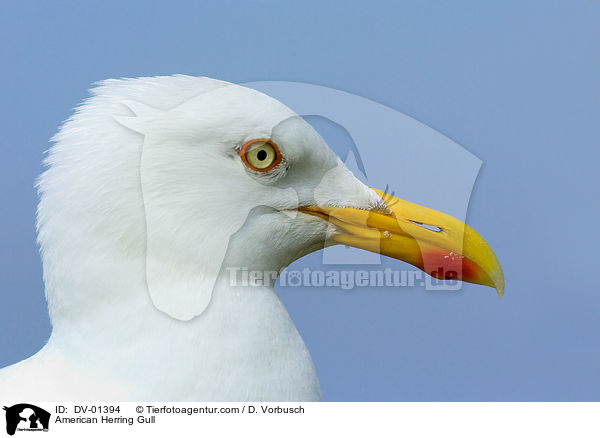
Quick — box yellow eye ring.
[240,139,281,172]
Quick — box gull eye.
[240,139,281,172]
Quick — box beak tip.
[494,278,505,299]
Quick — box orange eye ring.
[240,138,282,172]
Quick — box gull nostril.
[409,220,442,233]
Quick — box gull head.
[37,76,503,323]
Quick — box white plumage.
[0,76,384,401]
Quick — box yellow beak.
[300,188,504,297]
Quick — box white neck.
[47,267,320,400]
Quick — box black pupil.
[256,149,268,161]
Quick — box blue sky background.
[0,1,598,401]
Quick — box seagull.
[0,76,503,401]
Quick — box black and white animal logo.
[3,404,50,436]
